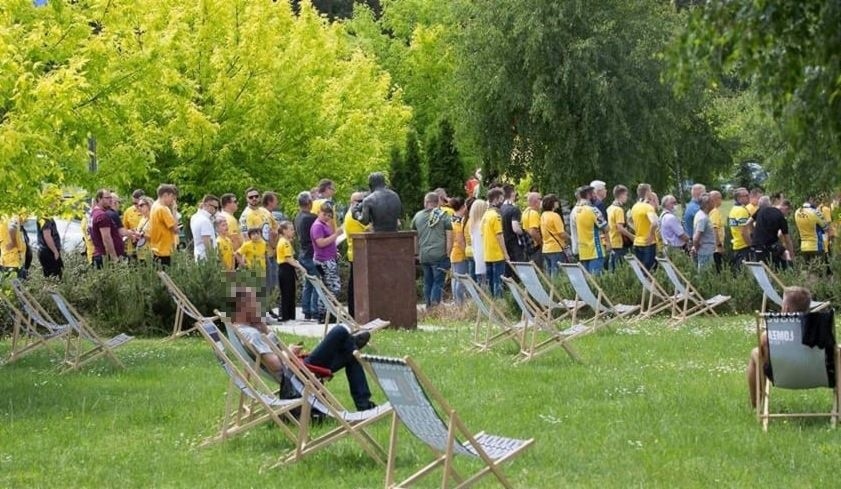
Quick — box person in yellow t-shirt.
[0,214,27,277]
[795,198,829,265]
[214,216,235,272]
[123,189,145,259]
[574,186,610,275]
[81,206,95,265]
[481,188,508,297]
[276,221,300,321]
[522,192,543,266]
[219,193,242,251]
[728,187,752,269]
[819,199,833,255]
[133,197,154,263]
[606,185,634,271]
[708,190,725,273]
[344,192,369,317]
[149,184,179,266]
[236,229,267,273]
[630,183,659,270]
[448,198,468,303]
[436,188,455,216]
[540,194,568,277]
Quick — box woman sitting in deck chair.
[230,286,378,411]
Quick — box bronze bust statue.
[353,172,402,232]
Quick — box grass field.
[2,315,840,488]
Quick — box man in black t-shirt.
[500,184,524,276]
[748,196,794,269]
[293,191,319,321]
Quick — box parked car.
[23,218,86,255]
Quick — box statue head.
[368,172,387,191]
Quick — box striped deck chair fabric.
[452,272,524,352]
[157,271,218,340]
[560,263,639,332]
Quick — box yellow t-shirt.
[343,209,368,262]
[821,205,833,251]
[575,205,604,261]
[631,202,656,246]
[237,239,267,271]
[709,207,724,250]
[746,202,758,217]
[441,206,455,216]
[241,207,277,258]
[481,207,504,263]
[220,211,239,242]
[450,216,466,263]
[276,237,294,264]
[464,220,474,258]
[606,204,625,249]
[727,205,751,251]
[0,216,26,269]
[216,235,234,271]
[541,211,565,253]
[134,216,152,261]
[150,201,177,257]
[795,205,828,252]
[123,205,142,256]
[80,215,94,264]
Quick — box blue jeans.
[634,244,657,271]
[543,252,567,277]
[422,258,450,306]
[452,261,469,304]
[299,256,319,318]
[485,260,506,298]
[582,257,604,276]
[697,253,713,270]
[266,256,278,307]
[305,326,373,410]
[609,248,629,272]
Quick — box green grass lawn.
[2,316,840,488]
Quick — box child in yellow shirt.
[276,221,300,321]
[236,229,267,274]
[215,217,235,272]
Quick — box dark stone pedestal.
[352,231,417,329]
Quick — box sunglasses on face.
[247,195,259,200]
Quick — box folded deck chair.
[655,256,730,325]
[502,276,588,364]
[304,273,390,336]
[756,311,840,431]
[49,292,134,373]
[624,255,674,320]
[357,354,534,489]
[196,320,305,447]
[744,261,830,314]
[2,282,71,364]
[559,263,639,332]
[508,261,582,318]
[158,271,219,340]
[452,272,525,352]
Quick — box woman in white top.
[467,199,488,284]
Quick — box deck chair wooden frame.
[196,320,306,448]
[508,261,582,319]
[559,263,639,333]
[2,283,71,364]
[357,353,534,489]
[49,292,134,373]
[655,256,731,325]
[755,312,841,431]
[304,273,390,336]
[452,272,524,352]
[624,254,674,320]
[502,275,588,364]
[744,261,830,314]
[158,271,219,340]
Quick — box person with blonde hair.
[467,198,489,284]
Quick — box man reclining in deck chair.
[746,286,813,408]
[230,286,379,411]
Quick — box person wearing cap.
[590,180,608,218]
[311,202,344,323]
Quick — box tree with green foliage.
[389,130,426,220]
[425,119,465,198]
[669,1,841,197]
[451,0,729,196]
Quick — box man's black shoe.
[352,331,371,350]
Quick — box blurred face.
[217,219,228,235]
[161,193,176,206]
[238,289,261,323]
[225,198,238,213]
[617,192,627,205]
[596,188,607,200]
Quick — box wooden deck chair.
[744,261,830,314]
[559,263,640,332]
[624,255,674,320]
[508,261,582,319]
[452,272,524,352]
[502,276,588,364]
[157,271,219,340]
[196,320,306,448]
[357,353,534,489]
[655,256,731,325]
[304,273,390,336]
[2,282,72,364]
[49,292,134,373]
[755,311,841,431]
